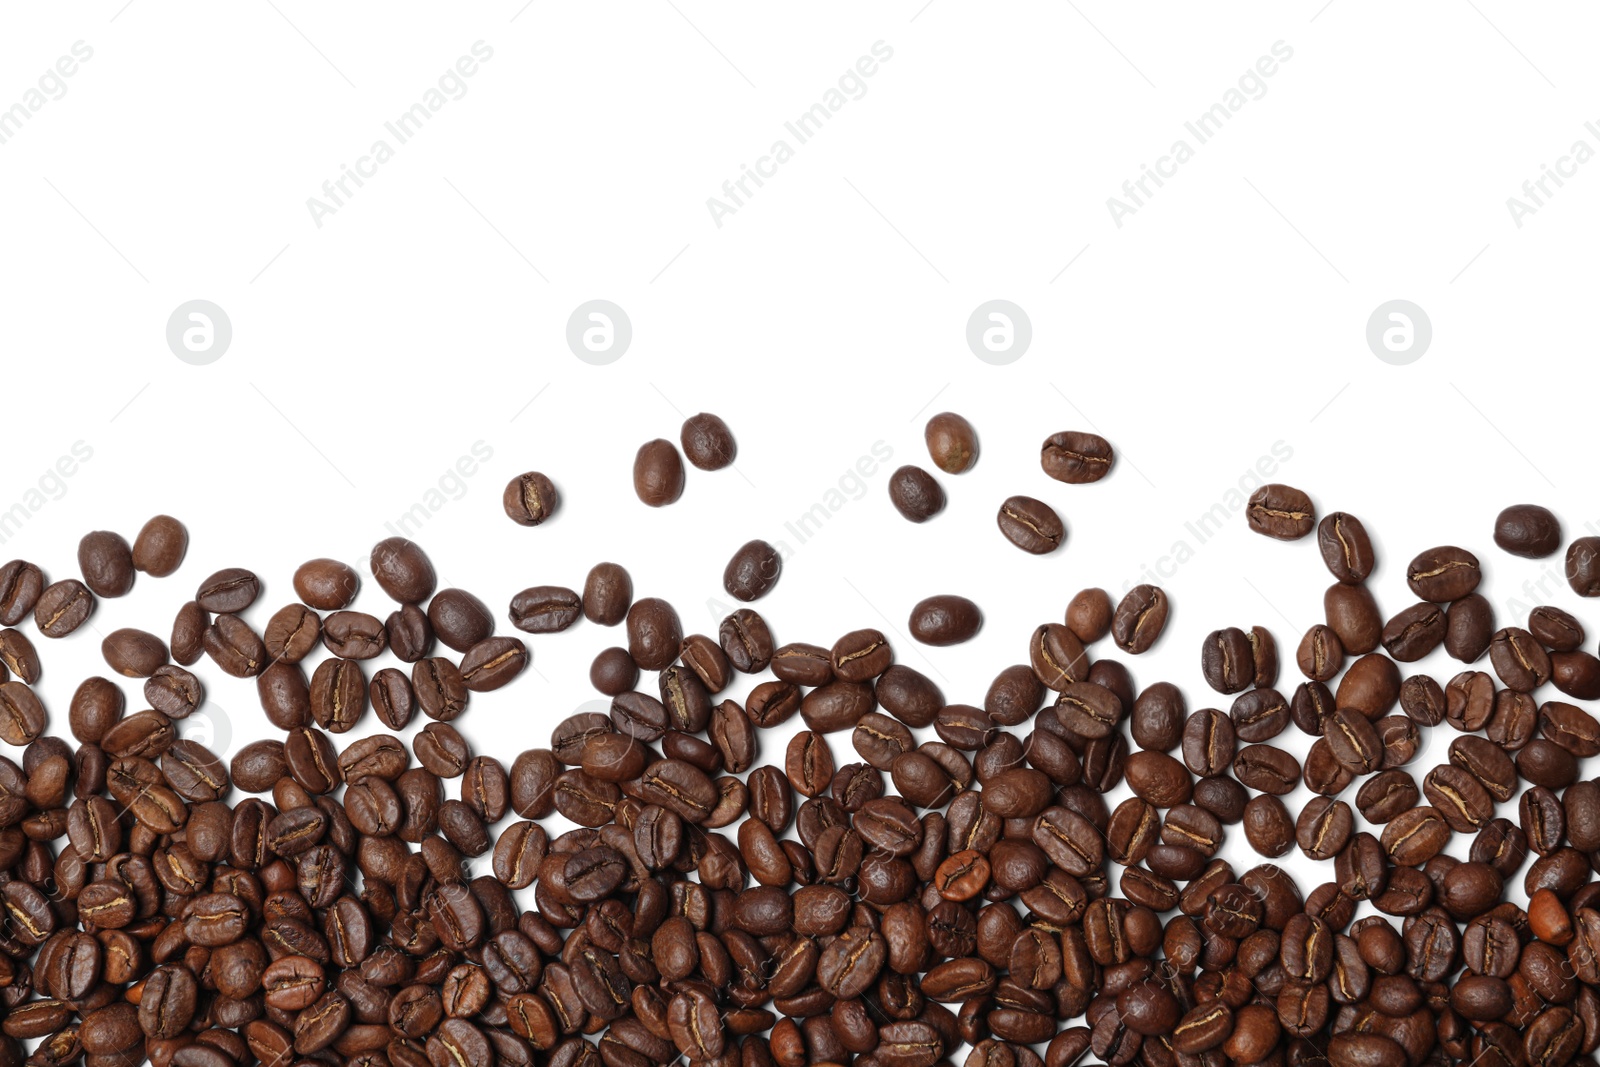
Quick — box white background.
[0,0,1597,1042]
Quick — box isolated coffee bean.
[78,531,134,598]
[997,496,1063,554]
[723,540,781,602]
[503,471,559,526]
[920,412,978,475]
[680,413,736,471]
[1246,484,1315,540]
[1040,431,1113,484]
[370,537,436,604]
[908,595,981,646]
[634,439,686,507]
[888,467,945,523]
[1495,503,1561,558]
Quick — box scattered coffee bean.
[680,413,736,471]
[924,412,978,474]
[997,495,1063,554]
[888,466,944,523]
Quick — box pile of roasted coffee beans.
[3,411,1600,1067]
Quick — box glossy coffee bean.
[1246,484,1315,540]
[634,440,686,507]
[680,413,736,471]
[997,496,1063,554]
[888,466,945,523]
[1040,431,1113,484]
[908,596,981,646]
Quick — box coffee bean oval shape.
[509,586,583,634]
[679,413,736,471]
[1407,545,1481,602]
[78,531,135,598]
[1495,503,1561,558]
[723,540,781,602]
[293,559,359,610]
[1040,431,1113,484]
[101,628,168,678]
[35,579,95,638]
[997,496,1063,555]
[1318,512,1375,583]
[1112,585,1168,654]
[1246,483,1316,540]
[633,439,686,507]
[370,538,436,604]
[924,412,977,474]
[132,516,188,577]
[503,471,559,526]
[908,595,981,646]
[888,466,945,523]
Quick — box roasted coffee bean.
[923,412,977,474]
[1381,602,1444,662]
[680,412,736,471]
[503,471,559,526]
[1201,628,1255,694]
[78,531,135,599]
[1408,545,1481,602]
[1325,583,1382,655]
[1112,585,1168,654]
[130,516,187,576]
[1496,503,1562,558]
[460,636,528,692]
[997,496,1064,554]
[509,586,583,635]
[35,580,94,638]
[909,595,981,646]
[1040,431,1113,484]
[888,467,945,523]
[1445,593,1495,662]
[1247,484,1315,540]
[723,540,781,602]
[633,439,685,507]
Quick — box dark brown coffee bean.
[633,440,685,507]
[370,538,436,604]
[997,496,1064,554]
[1233,744,1299,795]
[503,471,559,526]
[1495,503,1562,558]
[1381,602,1444,662]
[1489,626,1552,692]
[1246,483,1315,540]
[723,540,781,602]
[1201,628,1254,694]
[1445,593,1494,662]
[460,636,528,692]
[1424,765,1493,833]
[1531,604,1585,650]
[509,586,582,634]
[35,580,94,638]
[1325,583,1382,655]
[908,595,981,646]
[1040,431,1113,484]
[1407,545,1481,602]
[412,658,468,721]
[77,531,134,599]
[716,607,770,675]
[888,466,945,523]
[620,598,680,673]
[0,561,43,627]
[1111,585,1167,654]
[680,412,736,470]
